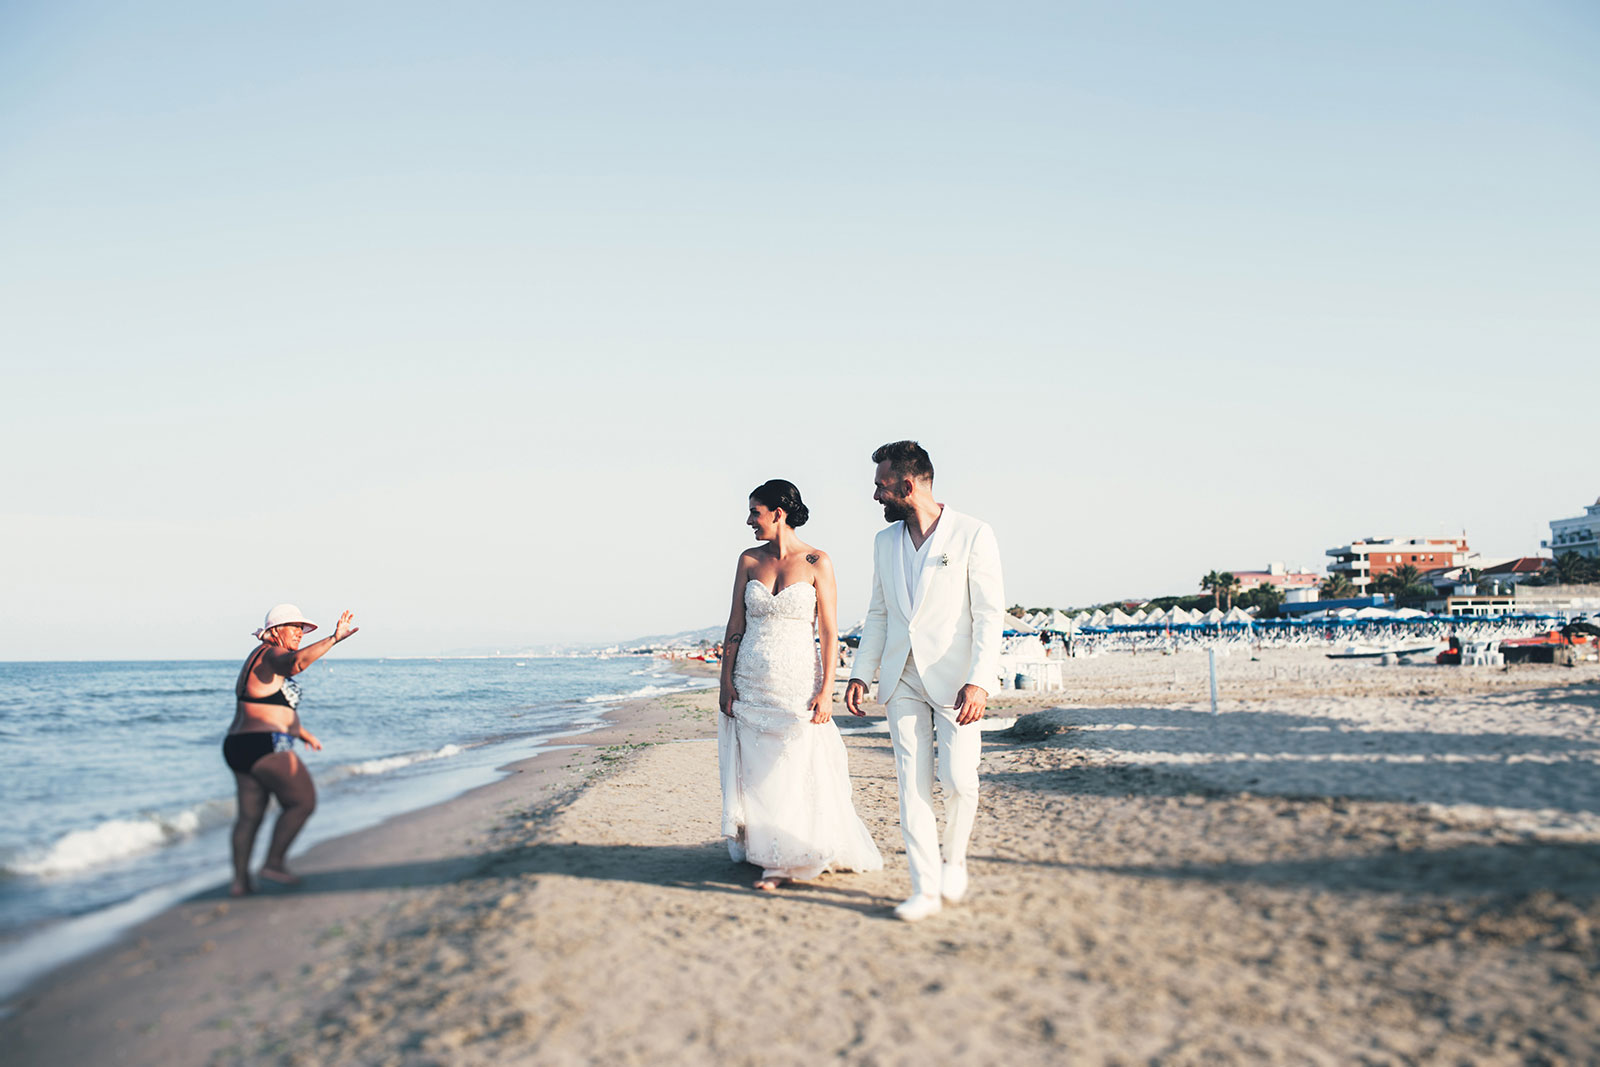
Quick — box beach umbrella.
[1106,608,1133,626]
[1168,607,1193,624]
[1129,609,1148,624]
[1074,611,1093,625]
[1089,610,1109,626]
[1004,614,1041,635]
[1203,608,1225,623]
[1045,610,1077,631]
[1223,606,1252,623]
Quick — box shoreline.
[0,682,723,1062]
[4,649,1598,1064]
[0,664,716,1014]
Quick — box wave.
[582,682,690,704]
[4,803,227,879]
[342,743,465,777]
[86,687,222,700]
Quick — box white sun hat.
[254,603,318,639]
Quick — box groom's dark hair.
[872,440,934,484]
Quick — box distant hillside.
[615,624,724,651]
[440,623,724,658]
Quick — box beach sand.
[5,649,1599,1065]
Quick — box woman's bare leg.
[251,751,317,883]
[230,773,270,896]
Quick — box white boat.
[1325,643,1440,661]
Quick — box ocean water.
[0,655,710,1001]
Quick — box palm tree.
[1376,564,1423,596]
[1553,552,1600,585]
[1217,572,1241,611]
[1245,582,1284,618]
[1320,574,1356,599]
[1199,570,1222,609]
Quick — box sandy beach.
[5,648,1599,1065]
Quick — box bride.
[717,479,883,891]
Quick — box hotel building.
[1325,535,1471,591]
[1542,496,1600,561]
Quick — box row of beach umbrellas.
[1011,605,1256,632]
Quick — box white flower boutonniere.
[938,553,951,567]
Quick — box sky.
[2,2,1597,659]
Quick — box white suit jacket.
[850,507,1006,707]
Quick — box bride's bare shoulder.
[738,546,771,569]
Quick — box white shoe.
[941,863,968,904]
[894,894,942,922]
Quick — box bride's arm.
[810,551,838,724]
[719,553,753,717]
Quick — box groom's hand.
[844,678,869,716]
[953,684,988,725]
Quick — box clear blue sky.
[3,2,1597,658]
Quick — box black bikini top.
[237,646,301,711]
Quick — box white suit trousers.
[886,657,981,899]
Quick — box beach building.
[1228,562,1320,591]
[1480,557,1549,586]
[1278,595,1388,617]
[1424,594,1521,617]
[1542,495,1600,561]
[1325,535,1471,591]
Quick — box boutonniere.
[938,553,951,567]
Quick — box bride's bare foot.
[754,877,788,892]
[258,866,301,887]
[229,879,253,897]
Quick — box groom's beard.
[881,499,910,523]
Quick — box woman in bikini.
[224,603,358,896]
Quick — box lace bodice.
[732,580,820,730]
[742,579,817,622]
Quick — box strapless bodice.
[733,580,819,725]
[743,579,817,623]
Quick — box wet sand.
[4,649,1598,1065]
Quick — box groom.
[845,440,1005,922]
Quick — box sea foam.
[6,809,208,878]
[344,743,464,777]
[583,683,683,704]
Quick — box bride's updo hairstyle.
[750,479,809,528]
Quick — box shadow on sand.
[987,702,1600,814]
[193,841,892,916]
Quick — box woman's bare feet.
[229,879,253,897]
[753,877,788,892]
[258,866,301,887]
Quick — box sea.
[0,655,711,1003]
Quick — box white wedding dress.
[718,580,883,881]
